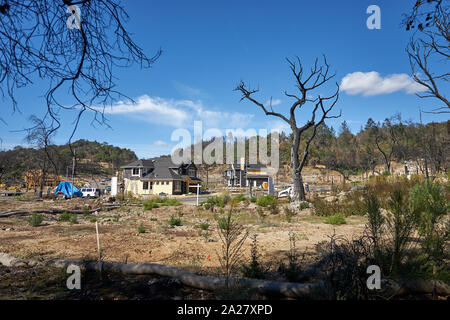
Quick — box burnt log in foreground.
[0,206,120,218]
[0,253,448,298]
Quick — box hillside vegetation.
[0,139,137,185]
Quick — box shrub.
[89,217,98,223]
[283,206,297,222]
[250,196,257,203]
[59,211,72,222]
[143,200,159,210]
[169,214,182,228]
[69,214,78,224]
[150,217,157,222]
[143,197,181,210]
[216,210,248,285]
[278,232,303,282]
[60,211,77,224]
[268,202,279,215]
[410,183,449,264]
[242,235,266,279]
[256,207,266,222]
[28,213,44,227]
[233,194,248,203]
[199,222,210,231]
[256,194,277,208]
[138,225,146,233]
[324,213,347,225]
[113,215,120,222]
[298,202,310,211]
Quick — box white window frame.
[132,168,140,176]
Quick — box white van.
[81,188,101,198]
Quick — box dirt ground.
[0,198,367,277]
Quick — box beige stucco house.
[121,157,201,196]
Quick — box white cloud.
[340,71,427,96]
[100,95,254,129]
[153,140,169,146]
[265,98,282,106]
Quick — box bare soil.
[0,198,366,274]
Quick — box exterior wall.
[124,179,153,196]
[152,181,173,195]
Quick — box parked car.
[106,185,111,192]
[80,188,101,198]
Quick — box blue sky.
[0,0,448,158]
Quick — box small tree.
[216,209,248,286]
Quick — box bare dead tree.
[0,0,161,149]
[24,116,57,197]
[375,117,402,174]
[235,56,341,202]
[404,0,449,113]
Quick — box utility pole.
[71,149,76,198]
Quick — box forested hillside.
[0,140,137,185]
[193,117,449,181]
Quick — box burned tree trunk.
[235,56,341,203]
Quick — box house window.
[150,182,153,189]
[174,181,181,192]
[143,182,149,190]
[188,168,196,177]
[156,181,159,185]
[132,168,140,176]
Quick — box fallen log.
[0,252,448,299]
[0,206,120,218]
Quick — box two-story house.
[121,156,201,196]
[224,158,271,188]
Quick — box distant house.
[224,158,271,188]
[121,157,202,196]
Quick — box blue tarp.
[54,181,82,198]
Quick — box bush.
[60,211,77,224]
[138,225,146,233]
[69,214,78,224]
[89,217,98,223]
[278,233,303,282]
[169,214,182,228]
[256,194,277,208]
[59,211,72,222]
[283,206,297,222]
[143,197,181,210]
[298,202,310,210]
[312,191,365,217]
[232,194,248,203]
[242,235,266,279]
[410,183,449,264]
[324,213,347,225]
[199,222,210,231]
[28,213,44,227]
[143,200,159,210]
[268,202,279,215]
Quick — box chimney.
[240,157,245,171]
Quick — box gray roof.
[123,156,198,181]
[121,159,155,169]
